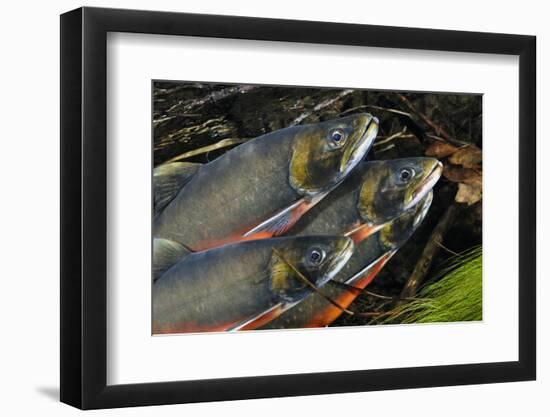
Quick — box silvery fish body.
[153,235,354,334]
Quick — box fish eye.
[399,167,415,183]
[307,247,326,266]
[329,128,346,146]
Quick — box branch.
[395,93,469,147]
[399,203,459,300]
[292,89,354,125]
[373,127,408,147]
[163,85,259,116]
[164,137,248,163]
[341,104,412,117]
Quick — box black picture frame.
[60,6,536,410]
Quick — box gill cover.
[357,158,441,225]
[289,113,378,195]
[269,236,354,303]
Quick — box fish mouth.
[406,160,442,210]
[413,191,433,228]
[340,115,379,177]
[320,238,355,287]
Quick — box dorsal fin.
[152,238,191,281]
[153,162,201,216]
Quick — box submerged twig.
[329,280,418,302]
[434,240,460,256]
[328,280,391,299]
[292,89,354,125]
[340,104,411,117]
[399,203,460,301]
[374,144,395,154]
[165,137,248,163]
[374,127,408,147]
[426,133,450,143]
[164,85,258,116]
[395,93,469,147]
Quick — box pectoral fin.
[303,250,397,328]
[243,205,297,238]
[345,222,384,244]
[229,304,286,331]
[244,193,328,238]
[153,162,201,216]
[152,238,191,281]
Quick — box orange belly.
[302,251,393,328]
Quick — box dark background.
[153,81,482,325]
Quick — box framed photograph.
[60,6,536,409]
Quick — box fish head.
[357,157,442,225]
[270,236,354,303]
[377,191,433,250]
[289,113,379,196]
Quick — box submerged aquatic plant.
[384,245,482,324]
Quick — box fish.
[288,157,442,242]
[152,113,379,280]
[153,161,201,216]
[259,191,433,330]
[152,235,354,334]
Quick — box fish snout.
[429,159,444,176]
[422,159,443,190]
[320,236,355,286]
[340,113,379,174]
[408,158,442,209]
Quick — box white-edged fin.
[244,193,328,238]
[153,162,201,216]
[152,238,191,282]
[345,249,397,286]
[344,222,385,244]
[228,303,296,331]
[243,200,303,237]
